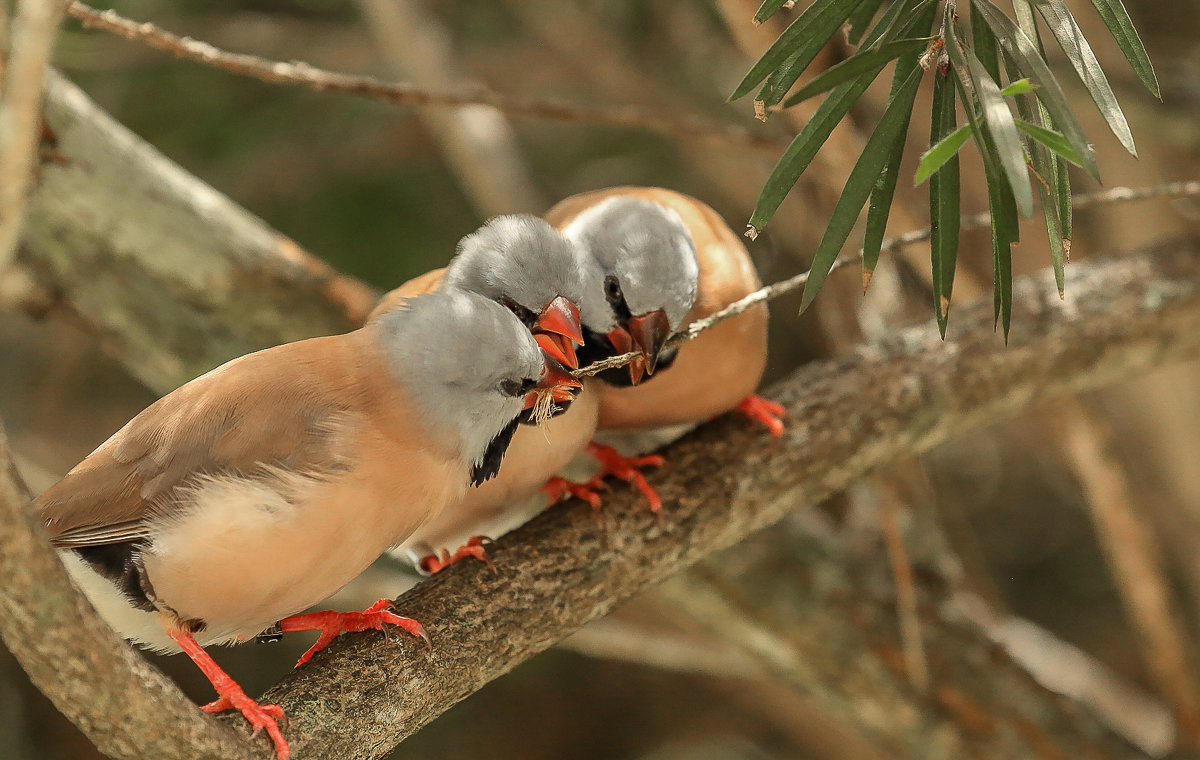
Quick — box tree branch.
[64,2,787,155]
[0,421,259,760]
[247,237,1200,759]
[21,70,378,394]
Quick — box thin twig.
[575,179,1200,378]
[64,1,788,154]
[0,0,68,273]
[878,492,931,694]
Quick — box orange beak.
[523,349,584,410]
[626,309,671,375]
[535,295,584,369]
[605,326,645,385]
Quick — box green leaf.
[862,3,933,285]
[753,0,793,25]
[799,64,926,311]
[929,69,960,337]
[914,124,971,185]
[1014,118,1085,166]
[1089,0,1159,98]
[1010,70,1068,298]
[985,164,1018,341]
[973,0,1098,180]
[731,0,871,101]
[845,0,887,45]
[1055,138,1073,242]
[1033,0,1136,156]
[756,48,812,109]
[781,38,930,107]
[944,15,1033,218]
[1000,78,1038,96]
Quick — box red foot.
[736,394,786,438]
[419,536,492,574]
[586,442,665,513]
[168,628,290,760]
[279,599,430,667]
[542,475,606,510]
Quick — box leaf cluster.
[735,0,1158,339]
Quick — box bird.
[544,187,784,510]
[366,216,603,571]
[34,287,582,760]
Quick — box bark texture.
[20,70,377,394]
[242,237,1200,760]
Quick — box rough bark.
[241,237,1200,760]
[19,70,377,394]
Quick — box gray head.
[565,197,699,334]
[444,215,596,317]
[372,287,578,483]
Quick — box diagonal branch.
[64,2,788,155]
[247,237,1200,759]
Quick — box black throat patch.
[470,414,522,486]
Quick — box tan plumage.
[367,268,600,561]
[547,186,768,430]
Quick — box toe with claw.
[542,475,606,510]
[735,394,786,438]
[419,536,493,574]
[586,442,665,513]
[279,598,429,667]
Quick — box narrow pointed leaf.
[862,7,933,284]
[1014,119,1085,165]
[1055,139,1073,243]
[757,48,812,110]
[749,76,879,233]
[1034,0,1136,156]
[973,0,1098,180]
[1089,0,1159,98]
[914,124,971,185]
[845,0,887,45]
[986,166,1018,341]
[782,38,929,107]
[1000,78,1038,96]
[731,0,871,101]
[799,64,925,311]
[1011,71,1068,297]
[929,71,960,337]
[944,17,1033,218]
[753,0,793,25]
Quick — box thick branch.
[0,425,257,760]
[254,238,1200,759]
[20,70,377,394]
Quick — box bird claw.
[201,687,289,757]
[418,535,493,574]
[735,394,786,438]
[279,599,429,667]
[585,442,665,513]
[542,476,606,510]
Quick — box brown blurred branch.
[1058,397,1200,748]
[0,422,258,760]
[64,2,787,155]
[0,0,67,272]
[20,70,377,394]
[253,237,1200,759]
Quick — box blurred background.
[2,1,1200,758]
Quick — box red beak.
[524,349,584,410]
[535,295,584,369]
[605,326,645,385]
[625,309,671,376]
[534,333,578,370]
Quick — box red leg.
[168,628,290,760]
[419,536,492,574]
[736,394,787,438]
[279,599,429,667]
[541,475,606,510]
[586,442,665,513]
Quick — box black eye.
[603,275,623,305]
[502,299,536,328]
[500,378,536,397]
